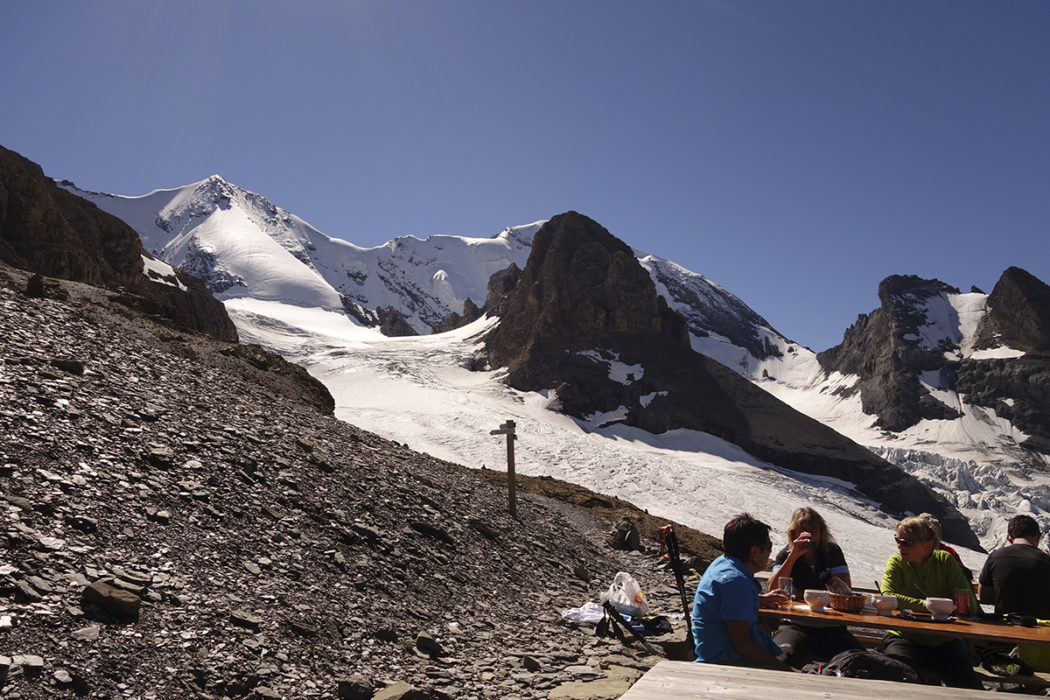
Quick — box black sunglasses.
[894,536,915,547]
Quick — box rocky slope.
[0,146,236,342]
[477,212,979,551]
[0,260,710,699]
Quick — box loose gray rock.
[81,581,142,619]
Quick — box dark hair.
[724,513,772,560]
[1008,514,1041,541]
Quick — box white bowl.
[925,597,956,619]
[803,589,830,612]
[872,594,898,616]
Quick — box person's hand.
[790,531,814,554]
[760,590,789,608]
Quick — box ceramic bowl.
[872,594,898,616]
[803,589,829,612]
[924,597,956,619]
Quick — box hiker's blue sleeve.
[718,576,758,622]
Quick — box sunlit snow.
[227,300,990,586]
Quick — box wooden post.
[489,420,517,517]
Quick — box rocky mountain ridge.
[816,268,1050,456]
[58,175,788,363]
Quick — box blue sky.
[2,1,1047,351]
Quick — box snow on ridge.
[141,255,186,291]
[908,290,1024,361]
[950,292,988,358]
[577,349,644,385]
[61,176,540,334]
[971,347,1026,360]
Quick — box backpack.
[610,520,641,551]
[808,649,919,682]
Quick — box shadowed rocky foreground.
[0,262,706,699]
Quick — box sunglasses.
[894,536,915,547]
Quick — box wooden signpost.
[489,420,517,517]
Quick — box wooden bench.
[620,660,994,698]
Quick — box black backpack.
[807,649,919,682]
[610,520,641,551]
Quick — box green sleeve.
[882,555,925,612]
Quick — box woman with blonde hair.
[767,507,863,667]
[879,515,981,688]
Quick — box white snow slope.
[226,298,949,586]
[61,175,1050,579]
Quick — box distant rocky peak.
[184,174,240,211]
[878,274,960,304]
[483,211,689,384]
[974,266,1050,353]
[818,267,1050,449]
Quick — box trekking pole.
[659,525,695,649]
[601,601,661,657]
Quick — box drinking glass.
[781,580,794,607]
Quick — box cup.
[872,594,898,616]
[924,597,956,621]
[781,580,794,607]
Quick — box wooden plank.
[621,660,993,699]
[759,601,1050,647]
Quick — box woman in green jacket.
[879,515,981,688]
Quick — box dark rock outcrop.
[376,305,419,337]
[818,269,1050,456]
[818,275,963,432]
[483,211,689,388]
[961,267,1050,453]
[432,298,484,334]
[479,213,978,549]
[973,266,1050,353]
[0,144,237,341]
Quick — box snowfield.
[227,298,987,586]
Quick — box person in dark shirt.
[768,507,863,667]
[979,514,1050,618]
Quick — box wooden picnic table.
[759,601,1050,647]
[620,660,994,699]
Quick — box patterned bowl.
[828,592,867,613]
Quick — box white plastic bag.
[561,601,606,624]
[600,571,650,617]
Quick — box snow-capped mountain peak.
[61,177,546,334]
